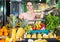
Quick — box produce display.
[0,3,60,42]
[0,13,60,42]
[26,32,56,39]
[24,21,46,33]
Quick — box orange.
[4,32,8,36]
[0,32,3,36]
[0,39,4,42]
[0,29,4,33]
[3,28,8,32]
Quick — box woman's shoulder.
[20,12,26,14]
[19,12,27,16]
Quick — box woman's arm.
[19,13,24,21]
[40,12,44,18]
[35,12,44,19]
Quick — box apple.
[40,23,45,28]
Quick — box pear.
[32,33,36,38]
[48,33,53,38]
[43,34,48,38]
[41,39,47,42]
[34,39,42,42]
[37,34,42,38]
[26,34,31,38]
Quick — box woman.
[19,2,44,24]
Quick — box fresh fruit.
[32,26,35,30]
[25,25,31,33]
[34,39,47,42]
[48,33,54,38]
[4,32,8,36]
[0,39,4,42]
[37,34,42,38]
[41,39,47,42]
[32,22,45,30]
[12,38,16,42]
[0,26,8,36]
[36,27,40,30]
[34,39,41,42]
[32,33,36,38]
[8,15,18,28]
[26,34,31,38]
[0,32,3,36]
[40,23,45,28]
[56,36,60,41]
[0,28,3,33]
[43,34,48,38]
[32,27,35,30]
[11,28,16,38]
[16,28,24,39]
[5,37,10,42]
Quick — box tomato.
[36,27,40,30]
[32,26,35,30]
[32,28,35,30]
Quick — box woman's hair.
[25,1,33,5]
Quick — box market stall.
[0,0,60,42]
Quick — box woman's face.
[26,2,33,11]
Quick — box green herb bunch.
[45,14,59,31]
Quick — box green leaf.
[45,14,59,31]
[46,0,50,3]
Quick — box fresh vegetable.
[32,26,35,30]
[45,14,59,31]
[35,27,40,30]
